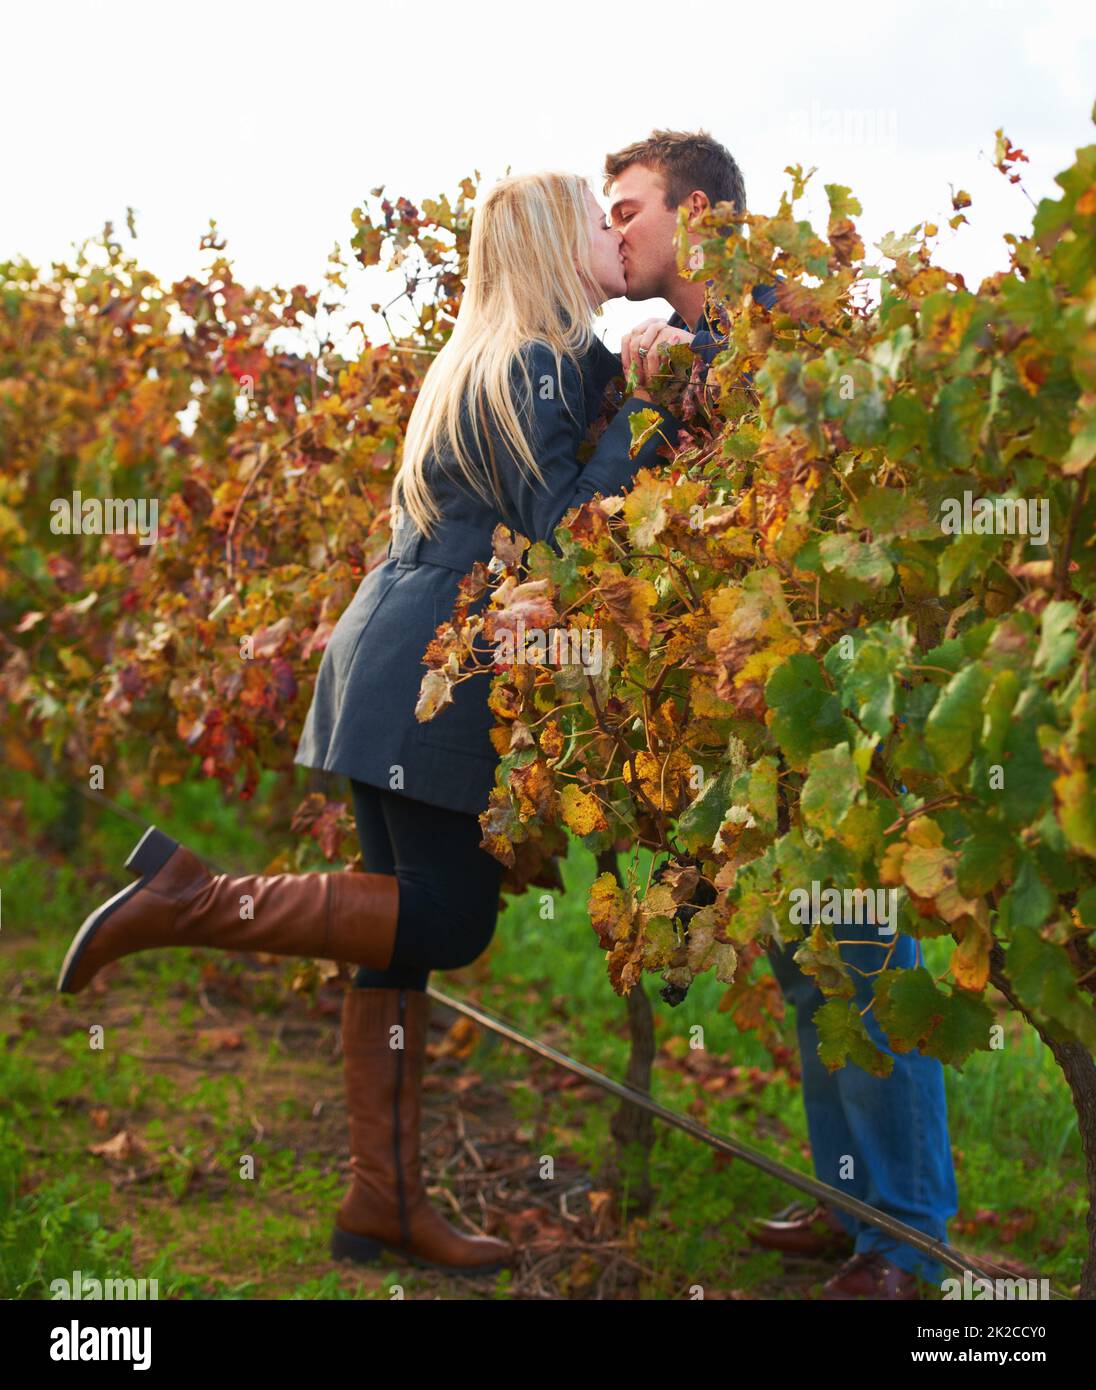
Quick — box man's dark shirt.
[668,281,778,364]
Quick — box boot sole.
[56,826,181,995]
[330,1225,507,1276]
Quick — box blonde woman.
[58,172,680,1276]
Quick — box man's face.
[607,163,681,301]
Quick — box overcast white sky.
[4,0,1094,350]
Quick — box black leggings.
[349,779,504,991]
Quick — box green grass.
[477,837,1086,1292]
[0,760,1086,1298]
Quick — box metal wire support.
[58,781,1070,1298]
[426,982,1068,1297]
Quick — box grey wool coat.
[293,336,680,816]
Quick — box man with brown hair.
[603,129,959,1303]
[603,128,775,381]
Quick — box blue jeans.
[767,923,958,1282]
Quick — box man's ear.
[684,190,711,221]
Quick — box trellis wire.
[54,782,1070,1298]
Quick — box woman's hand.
[621,318,671,378]
[623,321,696,387]
[631,385,653,402]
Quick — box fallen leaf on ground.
[89,1129,145,1162]
[196,1028,245,1051]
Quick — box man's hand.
[621,318,695,388]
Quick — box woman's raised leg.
[351,779,503,980]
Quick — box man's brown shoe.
[748,1201,855,1258]
[331,987,513,1274]
[57,825,400,994]
[820,1252,920,1300]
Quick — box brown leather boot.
[820,1252,921,1299]
[57,825,400,994]
[331,987,513,1274]
[748,1201,856,1257]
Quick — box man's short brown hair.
[603,128,746,215]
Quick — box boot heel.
[124,826,180,880]
[330,1226,383,1264]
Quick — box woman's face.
[582,187,626,304]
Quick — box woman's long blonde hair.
[392,171,601,538]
